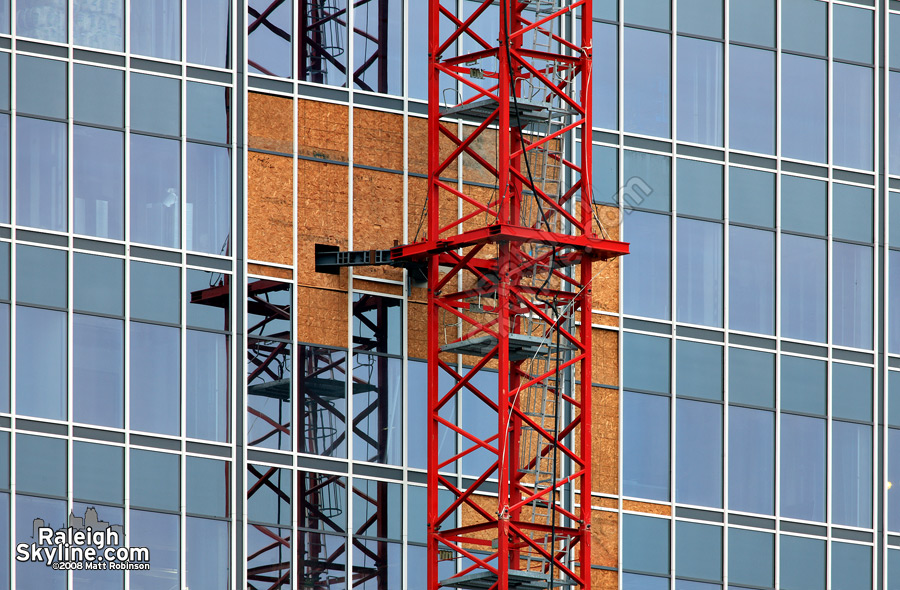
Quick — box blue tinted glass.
[676,399,721,507]
[0,115,7,224]
[592,144,617,204]
[781,414,825,522]
[353,354,403,465]
[73,314,124,428]
[0,304,7,413]
[71,504,123,589]
[782,55,826,163]
[248,0,292,78]
[131,449,179,511]
[729,0,774,46]
[17,0,66,42]
[892,193,900,248]
[594,0,616,20]
[676,37,722,146]
[676,521,721,580]
[131,73,180,136]
[186,269,229,330]
[833,243,873,350]
[186,517,229,590]
[187,143,231,255]
[74,253,123,316]
[16,496,66,589]
[624,28,670,139]
[130,134,181,248]
[131,261,180,324]
[130,322,180,436]
[891,372,900,427]
[833,5,873,65]
[0,242,5,300]
[729,46,775,155]
[74,441,123,504]
[892,548,900,590]
[187,0,230,68]
[782,175,826,235]
[893,14,900,68]
[623,150,670,211]
[728,528,773,588]
[16,56,66,119]
[894,74,900,175]
[187,82,229,143]
[676,218,722,327]
[782,0,826,55]
[593,21,617,130]
[728,407,773,514]
[353,0,401,94]
[781,355,826,414]
[781,235,826,342]
[893,252,900,354]
[130,0,180,60]
[187,457,229,517]
[729,348,774,408]
[833,363,872,422]
[16,244,66,308]
[16,307,66,421]
[676,340,722,400]
[73,64,124,128]
[74,0,123,51]
[833,183,873,243]
[677,159,722,219]
[16,116,66,232]
[186,330,229,442]
[889,429,900,531]
[0,54,7,111]
[623,211,670,319]
[833,64,873,171]
[16,434,65,496]
[832,421,872,528]
[623,514,669,574]
[624,333,670,393]
[832,542,871,590]
[408,0,428,100]
[678,0,722,37]
[0,1,7,34]
[624,574,669,590]
[624,0,668,28]
[74,126,124,240]
[729,226,774,334]
[624,391,669,501]
[781,535,825,590]
[130,510,179,589]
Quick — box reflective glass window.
[353,0,401,95]
[676,521,721,581]
[0,304,7,412]
[729,226,774,334]
[624,574,668,590]
[782,55,826,163]
[74,253,123,316]
[893,251,900,354]
[730,167,774,227]
[833,5,873,65]
[833,183,873,243]
[131,73,180,137]
[781,235,826,342]
[676,217,722,327]
[832,421,872,528]
[17,56,66,119]
[593,144,618,205]
[186,269,229,330]
[409,359,456,471]
[187,143,231,255]
[459,368,498,476]
[130,134,180,248]
[729,348,774,408]
[130,322,180,436]
[893,73,900,174]
[187,0,231,68]
[624,0,669,29]
[677,159,722,219]
[833,63,873,171]
[890,372,900,427]
[728,529,773,588]
[248,0,292,78]
[73,442,122,504]
[16,245,66,308]
[187,82,230,144]
[248,331,291,451]
[624,28,670,139]
[16,495,65,589]
[0,115,7,224]
[677,0,722,37]
[624,391,669,501]
[408,0,428,100]
[623,333,670,393]
[623,211,670,319]
[782,175,826,235]
[16,307,66,421]
[892,549,900,590]
[832,542,871,590]
[781,414,825,522]
[17,0,66,42]
[131,261,180,324]
[833,363,872,422]
[781,535,825,590]
[298,471,347,533]
[890,428,900,530]
[130,510,179,590]
[677,37,722,146]
[0,242,5,300]
[130,449,179,511]
[893,14,900,68]
[16,433,65,496]
[594,0,616,20]
[353,293,402,355]
[352,478,402,540]
[729,46,775,155]
[781,355,826,415]
[676,399,721,507]
[186,330,229,442]
[0,54,7,111]
[676,340,722,400]
[728,407,773,514]
[623,514,669,574]
[623,150,670,212]
[593,22,617,131]
[73,64,124,128]
[73,314,124,428]
[187,457,229,518]
[74,0,123,51]
[782,0,826,55]
[833,243,873,350]
[130,0,180,60]
[16,116,66,232]
[74,126,124,240]
[729,0,774,46]
[186,517,229,590]
[0,1,8,34]
[353,354,402,465]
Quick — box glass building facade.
[0,0,896,589]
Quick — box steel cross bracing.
[386,1,629,589]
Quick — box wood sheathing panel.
[248,263,292,280]
[408,301,428,360]
[592,205,621,314]
[297,159,348,290]
[352,168,404,282]
[591,509,618,568]
[623,500,670,516]
[248,152,293,265]
[592,384,619,496]
[298,98,348,161]
[296,284,347,348]
[591,567,617,590]
[248,92,293,153]
[354,107,404,170]
[409,115,460,179]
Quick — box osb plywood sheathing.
[296,285,348,349]
[592,385,618,496]
[354,107,404,171]
[591,509,618,568]
[297,159,348,290]
[248,92,293,154]
[352,168,404,283]
[298,98,349,162]
[248,263,292,280]
[622,500,670,516]
[409,115,461,179]
[248,152,293,266]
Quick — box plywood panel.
[298,98,349,162]
[592,204,621,313]
[592,329,619,388]
[297,159,349,290]
[248,152,293,265]
[593,385,618,496]
[296,285,348,348]
[248,92,293,153]
[248,263,292,280]
[354,107,403,171]
[352,168,404,282]
[591,509,618,568]
[622,500,670,516]
[591,568,617,590]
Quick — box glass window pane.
[624,0,669,29]
[16,307,66,421]
[186,143,231,255]
[353,0,401,94]
[187,457,229,518]
[781,355,826,415]
[74,126,124,240]
[16,245,66,308]
[352,354,402,465]
[782,55,826,163]
[677,0,722,37]
[676,399,722,507]
[0,304,7,413]
[593,22,617,131]
[74,0,123,51]
[833,363,872,422]
[16,116,66,232]
[889,428,900,531]
[73,441,123,504]
[676,340,722,400]
[676,218,722,327]
[677,159,722,219]
[187,0,230,68]
[186,517,229,590]
[16,496,66,589]
[890,372,900,427]
[187,82,230,143]
[624,333,670,393]
[130,134,181,249]
[131,261,180,324]
[833,63,873,171]
[891,548,900,590]
[130,509,179,590]
[0,53,7,111]
[729,0,773,46]
[781,235,826,342]
[624,28,670,139]
[728,407,774,514]
[728,528,773,588]
[781,414,826,522]
[893,251,900,354]
[832,421,872,528]
[186,330,229,442]
[592,144,618,204]
[623,211,671,319]
[623,514,669,574]
[729,226,774,334]
[16,56,66,119]
[17,0,66,42]
[782,0,826,55]
[782,175,826,235]
[676,37,722,146]
[248,0,292,78]
[130,322,180,436]
[624,391,669,501]
[623,150,670,212]
[73,64,124,128]
[624,574,669,590]
[0,115,8,224]
[729,46,775,155]
[353,294,402,355]
[0,242,6,300]
[352,478,402,540]
[833,183,873,243]
[728,348,774,408]
[73,314,124,428]
[893,73,900,174]
[130,0,180,60]
[131,73,180,136]
[130,449,179,511]
[781,535,825,590]
[676,521,721,581]
[833,5,873,65]
[831,542,871,590]
[16,433,65,496]
[833,243,873,350]
[187,269,229,330]
[74,253,123,316]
